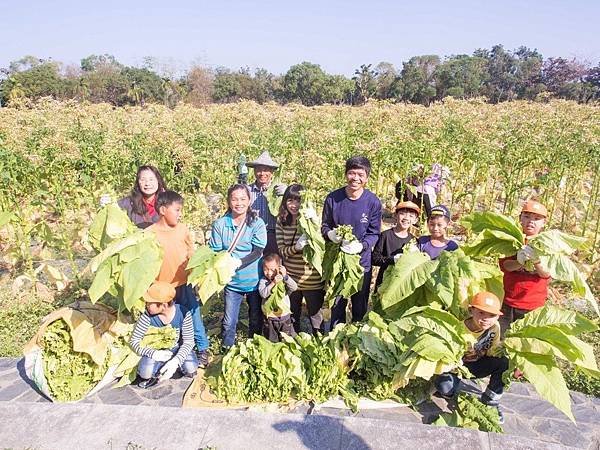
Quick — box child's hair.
[130,165,167,217]
[156,190,184,211]
[263,253,282,265]
[226,184,258,225]
[278,183,305,226]
[345,156,371,177]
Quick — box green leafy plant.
[187,246,237,304]
[86,204,136,253]
[261,280,291,317]
[503,306,600,422]
[434,393,503,433]
[297,194,325,275]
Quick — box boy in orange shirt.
[499,200,551,334]
[148,190,209,367]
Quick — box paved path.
[1,357,599,449]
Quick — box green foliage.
[87,204,136,253]
[503,306,600,421]
[434,393,503,433]
[297,195,325,275]
[186,247,237,304]
[261,281,291,317]
[41,319,108,402]
[88,231,163,313]
[322,234,364,308]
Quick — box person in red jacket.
[499,200,551,334]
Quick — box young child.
[499,200,551,334]
[130,281,198,385]
[148,190,210,367]
[416,204,458,259]
[258,253,298,342]
[435,291,509,423]
[372,201,420,290]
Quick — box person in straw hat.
[246,150,287,254]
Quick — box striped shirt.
[129,304,194,365]
[209,213,267,292]
[276,221,324,290]
[250,182,277,231]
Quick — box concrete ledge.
[0,402,575,450]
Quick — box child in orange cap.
[434,291,509,423]
[372,200,420,290]
[130,281,198,386]
[499,200,551,334]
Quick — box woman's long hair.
[278,184,304,226]
[226,184,258,225]
[130,165,167,217]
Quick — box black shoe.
[195,349,210,368]
[480,394,504,425]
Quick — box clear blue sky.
[1,0,598,76]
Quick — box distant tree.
[122,67,165,105]
[353,64,377,104]
[322,74,354,104]
[373,62,397,99]
[282,62,332,105]
[513,46,544,100]
[80,54,121,72]
[434,55,488,99]
[398,55,440,105]
[0,58,66,105]
[212,67,243,102]
[185,66,214,106]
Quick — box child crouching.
[258,254,298,343]
[435,291,509,423]
[130,281,198,385]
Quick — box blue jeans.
[175,284,209,351]
[435,356,509,400]
[222,287,263,347]
[137,345,198,379]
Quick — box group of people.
[111,153,551,422]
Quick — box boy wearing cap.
[435,291,509,423]
[372,201,420,289]
[246,150,287,255]
[416,204,459,260]
[130,282,199,384]
[322,156,382,328]
[499,200,551,334]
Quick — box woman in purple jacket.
[321,156,382,329]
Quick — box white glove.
[294,234,308,251]
[393,253,402,263]
[159,358,179,380]
[99,193,112,207]
[327,229,342,244]
[274,184,287,196]
[341,240,363,255]
[152,350,173,362]
[303,207,318,221]
[231,257,242,270]
[517,245,539,265]
[441,166,451,179]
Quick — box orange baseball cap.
[143,281,176,303]
[469,291,503,316]
[395,201,420,215]
[521,200,547,218]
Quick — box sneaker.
[195,349,210,369]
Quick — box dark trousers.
[289,289,325,334]
[435,356,509,400]
[264,315,296,343]
[330,270,372,330]
[499,303,529,336]
[265,230,278,256]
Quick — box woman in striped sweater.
[276,184,325,334]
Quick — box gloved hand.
[302,207,318,221]
[231,257,242,270]
[99,193,112,207]
[517,245,539,265]
[327,229,342,244]
[341,240,363,255]
[274,184,287,196]
[294,234,308,251]
[441,165,451,179]
[393,253,402,263]
[152,350,173,362]
[159,358,179,380]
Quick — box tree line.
[1,45,599,107]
